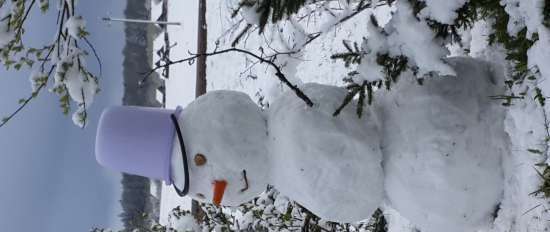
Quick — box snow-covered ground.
[155,1,550,231]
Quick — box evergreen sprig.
[333,77,375,118]
[330,40,362,68]
[376,54,408,90]
[235,0,308,33]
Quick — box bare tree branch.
[83,36,102,78]
[144,47,315,107]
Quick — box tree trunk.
[192,0,208,222]
[195,0,207,98]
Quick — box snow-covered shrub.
[163,186,387,232]
[230,0,550,118]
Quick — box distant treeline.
[119,0,164,230]
[119,174,158,230]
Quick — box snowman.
[96,85,384,222]
[378,57,506,232]
[95,57,507,231]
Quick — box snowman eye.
[194,153,207,166]
[196,193,205,199]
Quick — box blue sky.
[0,1,125,231]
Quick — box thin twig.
[0,65,55,128]
[83,36,102,78]
[80,88,87,128]
[302,2,374,48]
[16,0,36,38]
[231,23,252,47]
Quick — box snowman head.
[170,91,270,206]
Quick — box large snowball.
[268,83,384,222]
[173,90,269,206]
[379,57,506,232]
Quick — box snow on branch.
[0,0,100,128]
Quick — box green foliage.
[331,39,408,117]
[235,0,308,33]
[78,27,90,38]
[376,54,408,90]
[532,165,550,198]
[535,87,546,107]
[333,78,374,118]
[39,0,49,12]
[489,94,524,107]
[366,209,388,232]
[330,40,363,68]
[57,89,71,115]
[528,148,544,155]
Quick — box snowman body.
[171,90,270,206]
[268,83,384,222]
[379,57,506,232]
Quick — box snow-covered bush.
[0,0,99,128]
[162,186,387,232]
[229,0,549,117]
[93,187,387,232]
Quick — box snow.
[171,90,269,206]
[379,57,507,232]
[318,1,354,34]
[528,28,550,86]
[29,71,47,92]
[0,5,15,48]
[51,45,98,127]
[0,19,15,48]
[239,4,261,26]
[468,20,492,58]
[502,0,545,37]
[53,48,97,106]
[419,0,468,24]
[268,83,384,222]
[356,18,388,82]
[64,62,97,105]
[65,16,86,39]
[384,0,456,78]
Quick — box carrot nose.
[212,180,227,206]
